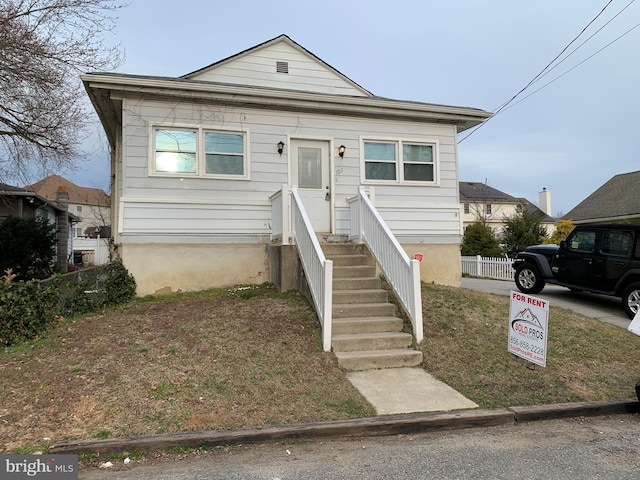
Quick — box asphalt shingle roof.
[459,182,517,202]
[25,175,109,207]
[564,170,640,222]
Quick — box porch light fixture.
[277,141,285,155]
[338,145,346,158]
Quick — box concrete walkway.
[347,368,477,414]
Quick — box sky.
[68,0,640,217]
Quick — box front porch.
[269,186,424,363]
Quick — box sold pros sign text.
[508,291,549,367]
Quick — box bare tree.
[0,0,124,183]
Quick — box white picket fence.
[461,255,514,281]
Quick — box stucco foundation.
[402,243,462,287]
[120,241,461,296]
[120,243,269,296]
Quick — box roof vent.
[276,61,289,74]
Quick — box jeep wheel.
[622,282,640,319]
[514,263,545,294]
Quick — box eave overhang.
[82,73,492,148]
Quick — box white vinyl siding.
[119,97,460,244]
[186,41,369,97]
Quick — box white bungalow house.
[83,35,490,359]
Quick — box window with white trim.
[152,127,247,178]
[363,139,436,183]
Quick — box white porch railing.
[290,188,333,352]
[347,187,423,344]
[269,185,291,244]
[461,255,513,281]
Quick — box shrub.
[104,260,137,306]
[0,216,56,280]
[0,276,58,347]
[461,222,505,257]
[0,261,137,347]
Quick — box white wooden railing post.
[322,260,333,351]
[410,258,423,344]
[281,184,291,245]
[476,255,482,277]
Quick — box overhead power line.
[501,21,640,113]
[459,0,635,143]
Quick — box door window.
[297,147,322,189]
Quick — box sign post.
[628,309,640,336]
[508,290,549,367]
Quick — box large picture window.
[152,127,247,178]
[363,139,437,183]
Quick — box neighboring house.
[26,175,111,265]
[82,34,491,296]
[564,170,640,225]
[0,183,76,272]
[460,182,555,238]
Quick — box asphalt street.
[79,415,640,479]
[461,277,632,330]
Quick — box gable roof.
[25,175,110,207]
[182,34,373,97]
[0,182,75,217]
[459,182,555,222]
[516,198,556,223]
[82,35,492,150]
[459,182,517,203]
[564,170,640,223]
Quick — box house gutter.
[571,214,640,225]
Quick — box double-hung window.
[205,132,244,175]
[152,127,247,178]
[155,129,197,174]
[363,139,437,183]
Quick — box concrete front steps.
[322,242,423,371]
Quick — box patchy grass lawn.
[0,284,374,453]
[420,283,640,408]
[1,281,639,454]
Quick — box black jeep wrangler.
[512,224,640,319]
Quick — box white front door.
[290,139,331,233]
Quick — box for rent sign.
[508,291,549,367]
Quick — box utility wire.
[459,0,633,143]
[526,0,636,88]
[501,21,640,113]
[488,0,616,115]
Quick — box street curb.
[50,398,640,455]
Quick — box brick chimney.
[56,186,69,273]
[539,187,552,217]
